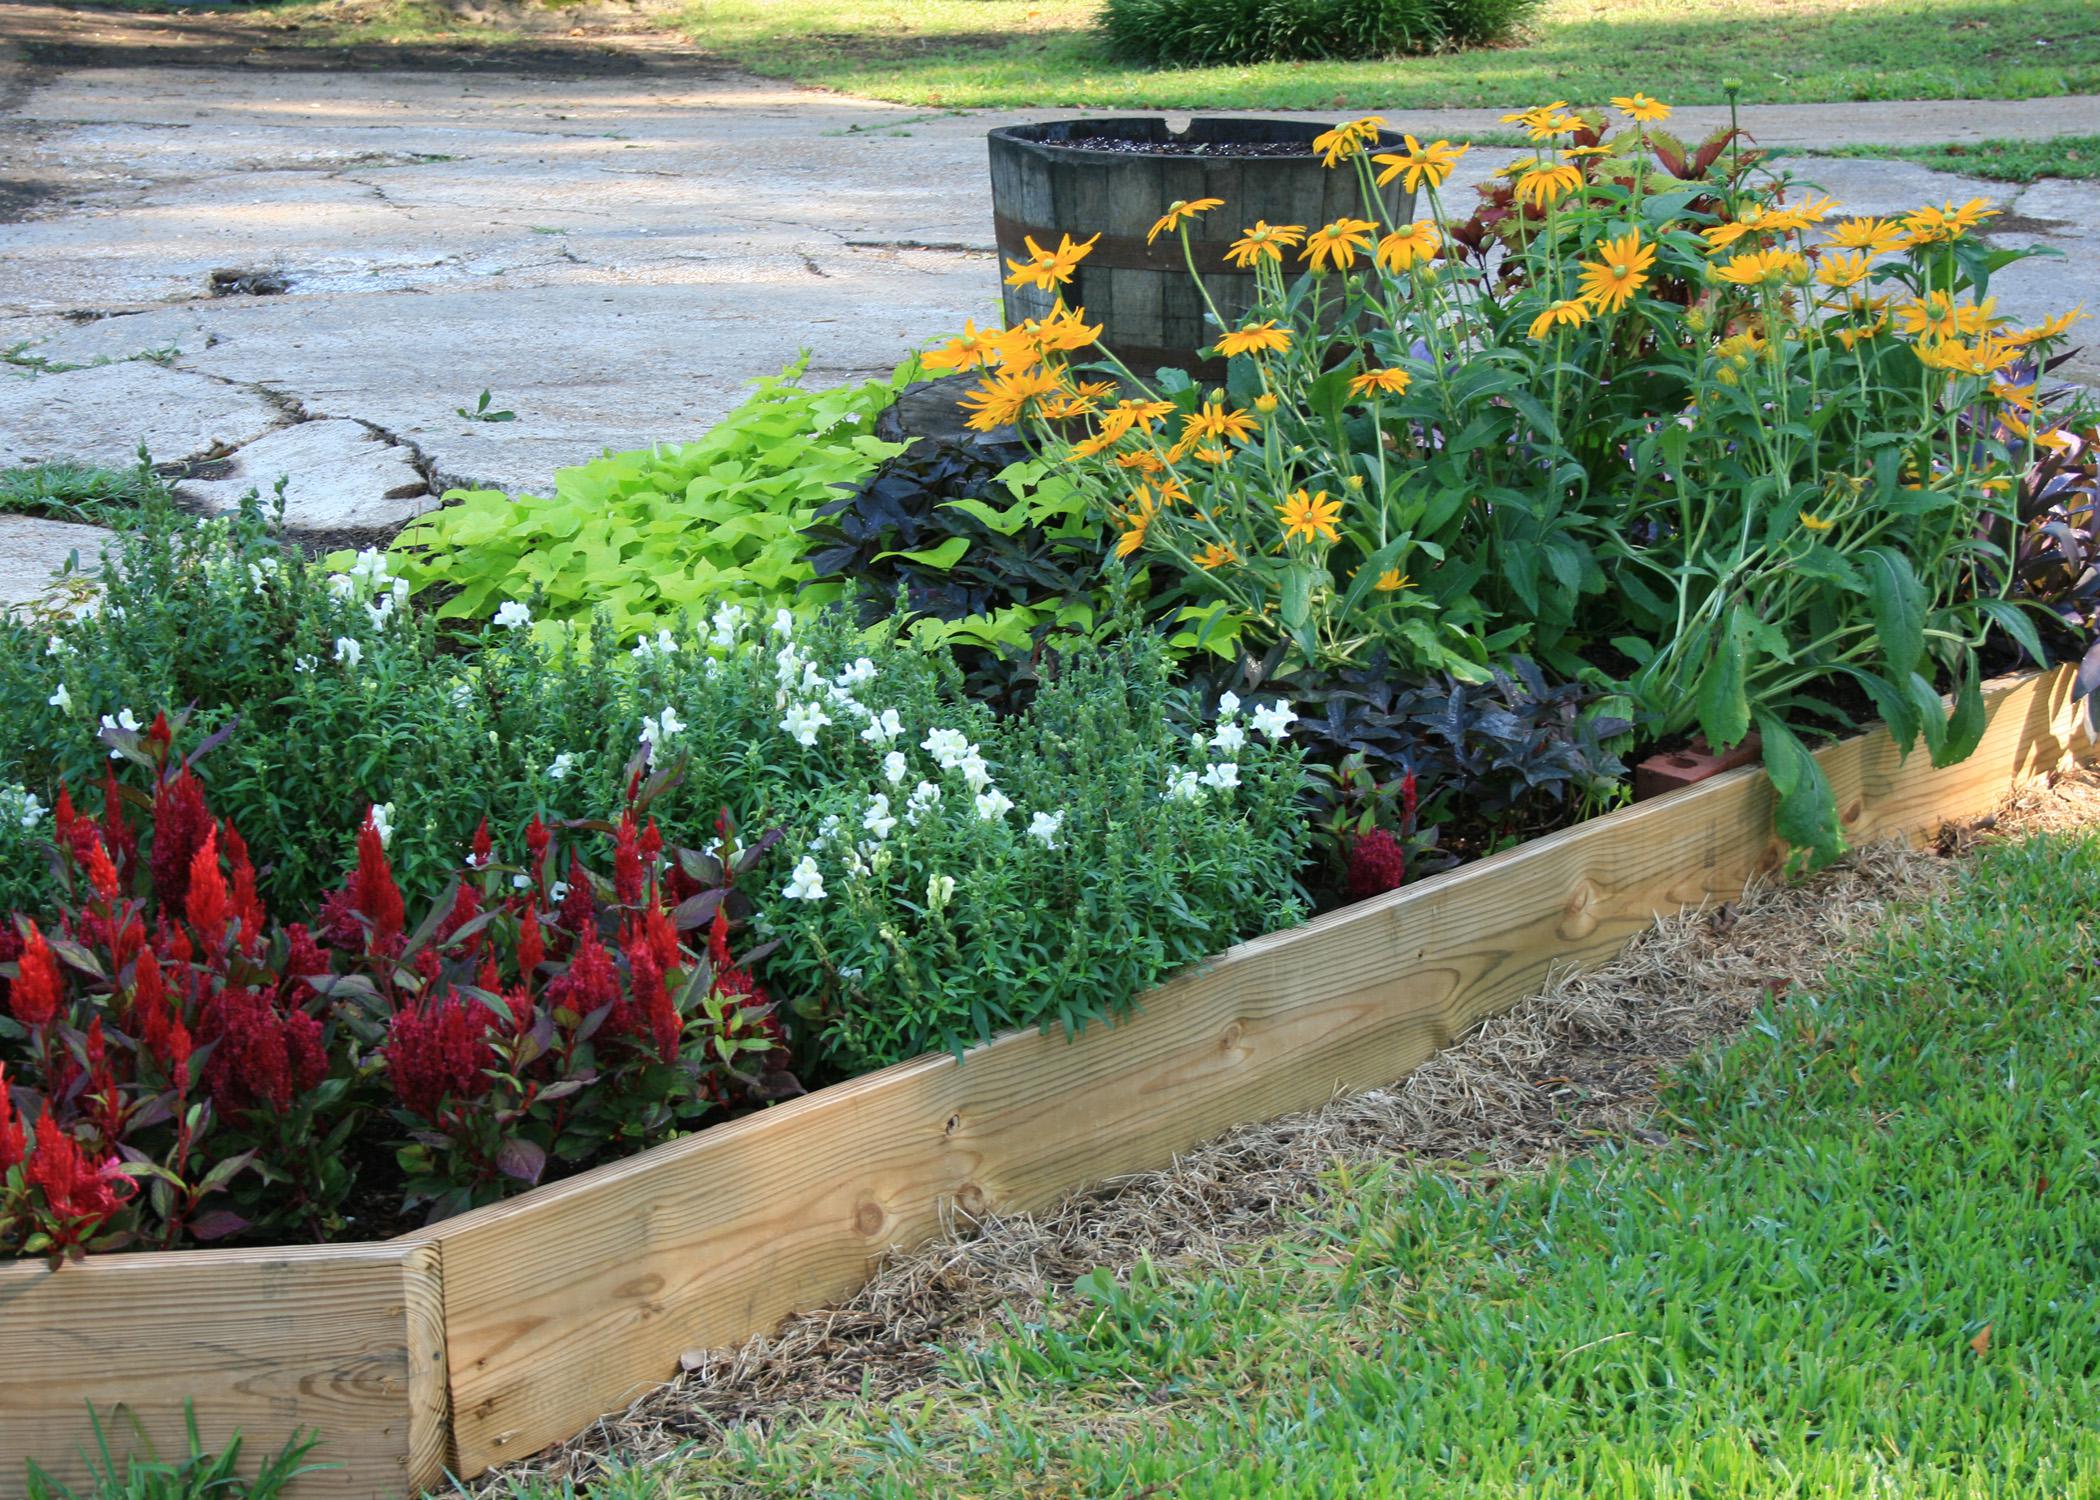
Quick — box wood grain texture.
[434,666,2090,1477]
[0,1240,446,1500]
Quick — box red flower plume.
[186,829,232,954]
[349,812,405,956]
[613,813,644,907]
[150,770,213,912]
[24,1111,136,1245]
[385,989,494,1119]
[0,1066,25,1174]
[8,920,63,1029]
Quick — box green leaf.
[1907,670,1951,761]
[1937,655,1987,769]
[872,536,971,570]
[1975,597,2046,666]
[1695,606,1753,750]
[1841,665,1923,757]
[1756,713,1845,868]
[1860,547,1927,677]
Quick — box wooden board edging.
[428,665,2093,1478]
[0,1237,447,1499]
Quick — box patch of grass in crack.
[3,344,182,376]
[0,460,170,528]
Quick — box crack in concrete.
[161,361,452,500]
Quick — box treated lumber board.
[0,1239,447,1500]
[435,666,2089,1475]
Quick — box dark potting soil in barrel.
[1053,136,1318,157]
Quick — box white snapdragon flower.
[836,657,877,688]
[906,780,942,823]
[2,786,46,832]
[368,801,397,848]
[974,787,1014,821]
[1251,700,1297,740]
[922,727,972,768]
[771,607,796,639]
[495,600,534,632]
[248,557,279,593]
[349,548,390,581]
[512,873,533,891]
[1212,721,1247,756]
[861,708,905,746]
[1166,767,1203,801]
[883,750,908,785]
[294,655,317,674]
[47,683,71,713]
[549,879,572,904]
[547,752,575,781]
[327,573,358,599]
[780,701,833,747]
[1218,690,1242,718]
[926,873,955,910]
[863,794,898,840]
[958,752,993,792]
[364,595,397,631]
[334,636,363,667]
[774,644,804,687]
[710,601,747,647]
[1027,809,1064,848]
[812,811,844,850]
[45,637,68,657]
[100,708,140,735]
[638,706,686,765]
[783,855,826,901]
[1200,761,1241,791]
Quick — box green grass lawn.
[674,0,2100,109]
[584,825,2100,1497]
[1813,132,2100,182]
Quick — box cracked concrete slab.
[2,47,2096,525]
[0,514,112,609]
[174,417,430,532]
[0,361,284,469]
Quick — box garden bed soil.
[1050,137,1318,157]
[2,665,2091,1500]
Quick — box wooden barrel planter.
[987,117,1415,380]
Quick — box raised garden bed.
[4,664,2089,1498]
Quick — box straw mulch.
[474,767,2100,1492]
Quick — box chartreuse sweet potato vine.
[929,96,2098,862]
[380,357,916,637]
